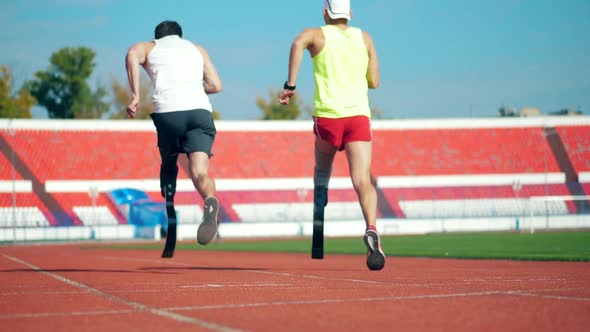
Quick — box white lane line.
[0,291,540,320]
[2,254,245,332]
[168,291,507,311]
[179,283,292,289]
[245,270,382,284]
[167,290,590,311]
[96,254,586,290]
[527,287,588,293]
[0,289,226,295]
[97,255,189,265]
[504,291,590,302]
[3,286,584,297]
[0,309,136,319]
[2,288,588,320]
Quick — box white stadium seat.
[0,207,49,227]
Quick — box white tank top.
[146,35,212,113]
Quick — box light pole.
[543,126,556,229]
[512,179,522,232]
[8,119,17,242]
[296,187,308,223]
[89,185,98,224]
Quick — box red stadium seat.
[1,122,588,223]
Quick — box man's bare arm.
[125,42,149,101]
[279,28,318,104]
[196,45,222,94]
[125,42,150,117]
[287,28,317,86]
[363,31,380,89]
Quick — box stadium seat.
[0,207,49,227]
[2,122,589,224]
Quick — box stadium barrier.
[1,215,589,243]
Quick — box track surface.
[1,243,589,331]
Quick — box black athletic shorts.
[150,109,216,157]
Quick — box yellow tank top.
[313,25,370,118]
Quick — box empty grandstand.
[1,117,589,241]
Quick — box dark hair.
[154,20,183,39]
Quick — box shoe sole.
[197,197,219,245]
[363,230,386,271]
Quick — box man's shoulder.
[143,41,156,51]
[301,27,323,34]
[302,27,325,40]
[128,41,155,53]
[135,41,156,49]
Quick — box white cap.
[324,0,351,21]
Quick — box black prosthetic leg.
[161,183,177,258]
[160,156,178,258]
[311,186,328,259]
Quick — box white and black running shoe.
[363,230,386,271]
[197,196,219,245]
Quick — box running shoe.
[197,196,219,245]
[363,229,386,270]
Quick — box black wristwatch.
[283,81,296,91]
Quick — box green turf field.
[100,231,590,261]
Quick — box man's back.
[146,35,211,113]
[312,25,370,118]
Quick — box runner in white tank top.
[125,21,223,255]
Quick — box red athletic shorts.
[313,115,372,151]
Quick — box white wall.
[2,216,589,242]
[3,116,590,132]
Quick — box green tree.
[257,88,303,120]
[27,47,110,119]
[0,65,35,118]
[72,81,111,119]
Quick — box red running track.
[1,243,589,332]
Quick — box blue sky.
[1,0,589,119]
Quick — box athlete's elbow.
[214,80,223,93]
[291,40,301,50]
[368,80,380,89]
[206,82,223,94]
[366,72,380,89]
[291,37,307,53]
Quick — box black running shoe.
[363,230,386,271]
[197,197,219,245]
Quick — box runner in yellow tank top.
[313,24,370,118]
[279,0,385,271]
